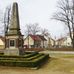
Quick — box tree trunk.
[72,38,74,48]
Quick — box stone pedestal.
[4,48,19,56]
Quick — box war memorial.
[4,2,23,56]
[0,2,49,68]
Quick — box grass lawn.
[0,50,74,74]
[49,53,74,58]
[0,57,74,74]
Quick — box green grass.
[49,53,74,58]
[63,55,74,58]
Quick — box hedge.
[0,54,44,61]
[0,54,49,68]
[0,52,38,58]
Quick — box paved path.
[40,50,74,54]
[40,50,74,58]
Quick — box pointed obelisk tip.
[13,2,18,6]
[13,2,18,4]
[7,1,21,35]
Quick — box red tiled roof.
[37,35,47,41]
[29,35,41,41]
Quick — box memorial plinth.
[4,2,23,56]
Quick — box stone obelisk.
[4,2,23,55]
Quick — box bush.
[33,54,49,67]
[0,54,43,61]
[0,53,4,55]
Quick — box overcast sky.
[0,0,68,39]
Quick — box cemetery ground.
[0,50,74,74]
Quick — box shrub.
[0,53,4,55]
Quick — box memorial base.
[4,48,19,56]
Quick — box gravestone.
[4,2,23,55]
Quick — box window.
[10,40,15,47]
[68,43,70,45]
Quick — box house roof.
[29,34,47,41]
[29,35,41,41]
[49,37,55,41]
[37,35,47,41]
[0,36,5,43]
[57,37,67,42]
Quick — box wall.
[24,36,34,48]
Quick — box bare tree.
[41,28,50,36]
[31,23,41,35]
[4,5,11,35]
[3,5,11,48]
[52,0,74,48]
[25,23,41,35]
[0,10,4,35]
[24,24,31,36]
[24,24,32,48]
[0,5,11,36]
[0,9,3,22]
